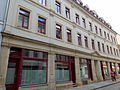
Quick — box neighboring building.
[0,0,120,90]
[0,0,10,53]
[117,34,120,44]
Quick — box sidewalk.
[63,79,120,90]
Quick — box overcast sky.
[82,0,120,34]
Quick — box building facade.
[0,0,120,90]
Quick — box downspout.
[0,0,10,52]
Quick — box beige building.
[0,0,120,90]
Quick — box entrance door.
[5,59,19,90]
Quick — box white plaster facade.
[0,0,120,90]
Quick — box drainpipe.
[0,0,10,52]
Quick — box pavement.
[63,79,120,90]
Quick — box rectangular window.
[82,18,86,28]
[91,39,95,50]
[77,34,82,45]
[116,49,119,56]
[102,43,105,52]
[107,45,109,54]
[95,26,98,34]
[21,49,48,85]
[84,36,88,48]
[104,31,107,38]
[18,8,30,29]
[89,22,92,31]
[38,17,46,34]
[56,24,62,39]
[65,7,70,19]
[107,33,110,40]
[99,28,102,36]
[110,47,113,55]
[67,29,72,42]
[111,36,113,42]
[80,59,92,80]
[55,1,61,14]
[76,14,80,24]
[39,0,46,5]
[97,42,101,51]
[113,37,116,43]
[55,54,74,82]
[114,48,116,56]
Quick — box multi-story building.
[0,0,10,53]
[0,0,120,90]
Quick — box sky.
[82,0,120,34]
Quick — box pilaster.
[75,57,82,86]
[0,45,10,90]
[48,52,56,90]
[91,60,97,82]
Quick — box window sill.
[20,83,48,88]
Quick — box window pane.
[6,62,16,84]
[21,60,47,85]
[24,16,29,28]
[55,63,69,81]
[18,14,23,27]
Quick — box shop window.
[56,1,61,14]
[21,49,48,85]
[38,17,46,34]
[101,62,109,79]
[79,59,92,80]
[21,60,47,85]
[117,64,120,74]
[18,8,30,29]
[80,59,88,79]
[55,54,75,82]
[56,24,62,39]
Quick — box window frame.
[65,7,70,19]
[67,29,72,42]
[18,8,30,29]
[56,24,62,39]
[38,16,46,34]
[91,39,95,50]
[76,14,80,24]
[84,36,88,48]
[55,1,61,14]
[38,0,46,6]
[77,33,82,46]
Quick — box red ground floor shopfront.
[4,47,120,90]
